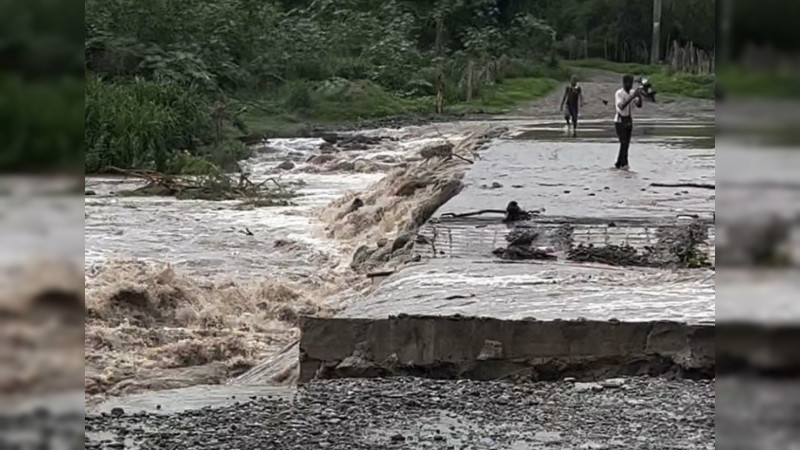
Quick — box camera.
[637,77,657,102]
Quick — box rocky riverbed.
[85,377,714,450]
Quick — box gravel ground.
[85,377,714,450]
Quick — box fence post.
[651,0,662,64]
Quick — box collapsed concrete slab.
[298,315,714,383]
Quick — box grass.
[242,76,560,136]
[87,66,565,173]
[717,66,800,99]
[565,59,715,100]
[449,77,560,114]
[0,74,84,172]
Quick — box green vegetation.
[0,75,84,172]
[717,67,800,99]
[84,0,715,174]
[451,78,560,114]
[0,0,84,173]
[566,59,715,100]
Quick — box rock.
[348,198,364,213]
[307,154,337,165]
[376,238,389,248]
[320,133,339,144]
[477,340,503,360]
[85,190,97,196]
[376,156,398,164]
[491,182,503,189]
[331,160,356,172]
[533,431,563,443]
[395,179,429,197]
[391,232,414,253]
[574,382,603,393]
[600,378,626,389]
[353,160,373,173]
[564,377,576,383]
[276,161,295,171]
[351,246,375,271]
[390,434,406,442]
[110,407,125,418]
[320,142,337,153]
[420,143,453,160]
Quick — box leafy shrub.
[282,80,314,111]
[0,75,84,172]
[85,75,213,172]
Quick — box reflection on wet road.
[443,120,714,220]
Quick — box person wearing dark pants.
[560,75,584,137]
[614,117,633,168]
[614,75,643,169]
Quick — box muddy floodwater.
[84,116,716,407]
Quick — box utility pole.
[650,0,662,64]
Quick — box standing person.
[614,74,644,170]
[560,75,584,137]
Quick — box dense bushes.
[85,76,214,172]
[85,0,568,173]
[85,0,712,173]
[0,75,84,172]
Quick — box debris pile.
[109,167,297,205]
[567,221,712,268]
[492,228,556,261]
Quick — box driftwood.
[105,166,295,203]
[440,209,506,219]
[650,182,715,190]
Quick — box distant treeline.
[84,0,714,173]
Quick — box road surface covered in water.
[339,119,716,323]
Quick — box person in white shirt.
[614,74,644,169]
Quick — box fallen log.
[650,182,715,190]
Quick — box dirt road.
[516,68,715,121]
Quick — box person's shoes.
[620,165,630,171]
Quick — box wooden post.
[651,0,662,64]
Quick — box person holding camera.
[614,74,644,170]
